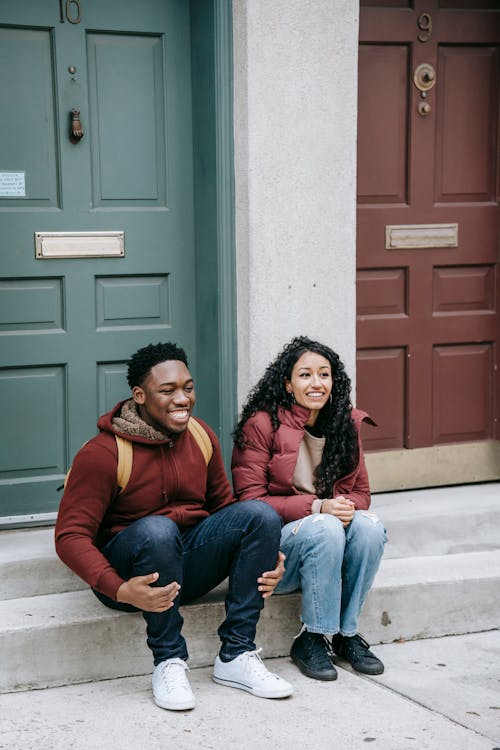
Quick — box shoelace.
[304,634,334,665]
[320,635,336,661]
[243,649,280,681]
[159,660,190,693]
[344,634,378,663]
[350,634,372,653]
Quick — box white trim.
[0,512,57,529]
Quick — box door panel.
[357,1,500,472]
[357,348,406,451]
[357,45,410,204]
[436,47,498,201]
[0,28,60,207]
[433,343,494,443]
[87,33,167,205]
[0,1,196,521]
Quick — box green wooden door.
[0,1,198,523]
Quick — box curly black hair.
[234,336,357,497]
[127,342,189,389]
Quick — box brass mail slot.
[385,223,458,250]
[35,231,125,259]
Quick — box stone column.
[233,0,360,405]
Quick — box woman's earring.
[329,393,333,404]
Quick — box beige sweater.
[292,431,326,514]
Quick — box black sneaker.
[331,633,384,675]
[290,630,338,681]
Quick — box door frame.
[191,0,237,469]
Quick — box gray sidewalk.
[1,629,498,750]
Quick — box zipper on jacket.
[169,442,181,495]
[160,444,171,500]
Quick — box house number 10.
[59,0,81,24]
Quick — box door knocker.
[70,109,84,143]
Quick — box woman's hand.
[257,551,286,598]
[320,495,355,527]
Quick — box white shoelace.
[242,649,280,681]
[158,660,190,694]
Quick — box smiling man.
[55,342,293,711]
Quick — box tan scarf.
[112,399,171,442]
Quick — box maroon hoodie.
[55,400,235,600]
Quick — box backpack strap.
[115,434,133,494]
[62,436,132,494]
[187,417,213,465]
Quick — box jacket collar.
[276,403,376,429]
[277,403,312,428]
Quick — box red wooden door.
[356,0,500,470]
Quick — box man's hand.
[116,572,180,612]
[257,551,286,599]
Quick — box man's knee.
[128,514,180,552]
[239,499,282,536]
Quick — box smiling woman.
[285,351,333,426]
[232,336,387,682]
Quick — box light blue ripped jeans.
[275,510,387,636]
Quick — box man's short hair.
[127,342,189,389]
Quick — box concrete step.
[373,482,500,558]
[2,483,498,600]
[2,548,499,693]
[0,528,85,600]
[1,483,498,693]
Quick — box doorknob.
[414,63,436,92]
[418,101,431,116]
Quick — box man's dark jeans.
[93,500,281,665]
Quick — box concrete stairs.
[1,482,498,693]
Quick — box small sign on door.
[0,171,26,197]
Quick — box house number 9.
[59,0,81,24]
[417,12,432,43]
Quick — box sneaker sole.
[290,654,338,681]
[334,653,385,676]
[154,696,196,711]
[351,663,385,675]
[212,674,293,699]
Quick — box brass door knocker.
[70,109,84,143]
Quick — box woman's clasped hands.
[320,495,355,527]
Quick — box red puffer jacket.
[231,404,374,524]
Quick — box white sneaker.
[213,649,294,698]
[152,658,196,711]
